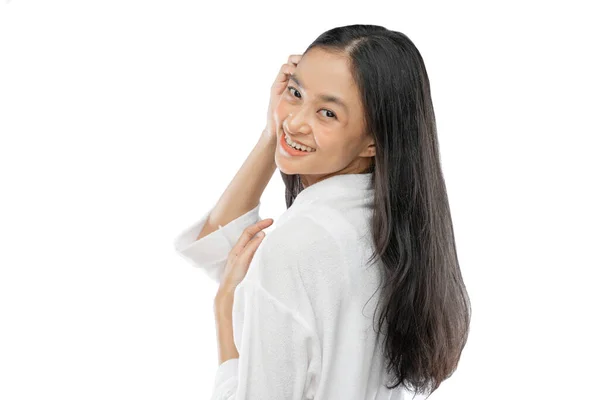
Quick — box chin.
[275,159,301,175]
[275,163,296,176]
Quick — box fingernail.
[258,231,265,237]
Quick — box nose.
[285,110,312,136]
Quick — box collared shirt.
[174,173,420,399]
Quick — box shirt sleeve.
[172,202,262,284]
[210,216,342,400]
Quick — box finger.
[288,54,303,65]
[273,63,296,87]
[284,61,297,73]
[232,219,274,253]
[238,231,266,263]
[271,67,296,96]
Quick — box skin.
[273,47,376,188]
[214,218,273,365]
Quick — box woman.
[174,24,471,400]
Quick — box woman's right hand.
[262,54,303,145]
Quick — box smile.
[279,132,315,156]
[284,132,316,152]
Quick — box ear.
[360,139,376,158]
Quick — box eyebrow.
[289,73,349,112]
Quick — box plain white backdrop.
[1,1,598,399]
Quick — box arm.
[196,133,276,241]
[173,133,276,282]
[214,287,239,364]
[173,203,263,283]
[210,280,321,400]
[175,54,301,274]
[197,51,304,241]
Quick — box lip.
[282,129,314,149]
[279,131,314,156]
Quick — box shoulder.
[266,214,341,257]
[242,214,347,310]
[250,214,342,279]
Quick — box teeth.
[285,134,315,152]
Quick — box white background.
[1,1,598,399]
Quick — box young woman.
[174,24,471,400]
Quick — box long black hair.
[280,25,471,398]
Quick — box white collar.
[291,172,374,208]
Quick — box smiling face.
[274,47,376,188]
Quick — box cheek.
[326,138,354,159]
[273,98,288,122]
[315,136,337,153]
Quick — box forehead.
[294,49,358,106]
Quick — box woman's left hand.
[217,218,274,298]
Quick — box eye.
[287,86,302,99]
[286,86,338,120]
[319,109,337,119]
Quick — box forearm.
[197,134,277,241]
[214,290,238,365]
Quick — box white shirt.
[174,173,420,399]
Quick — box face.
[274,47,376,188]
